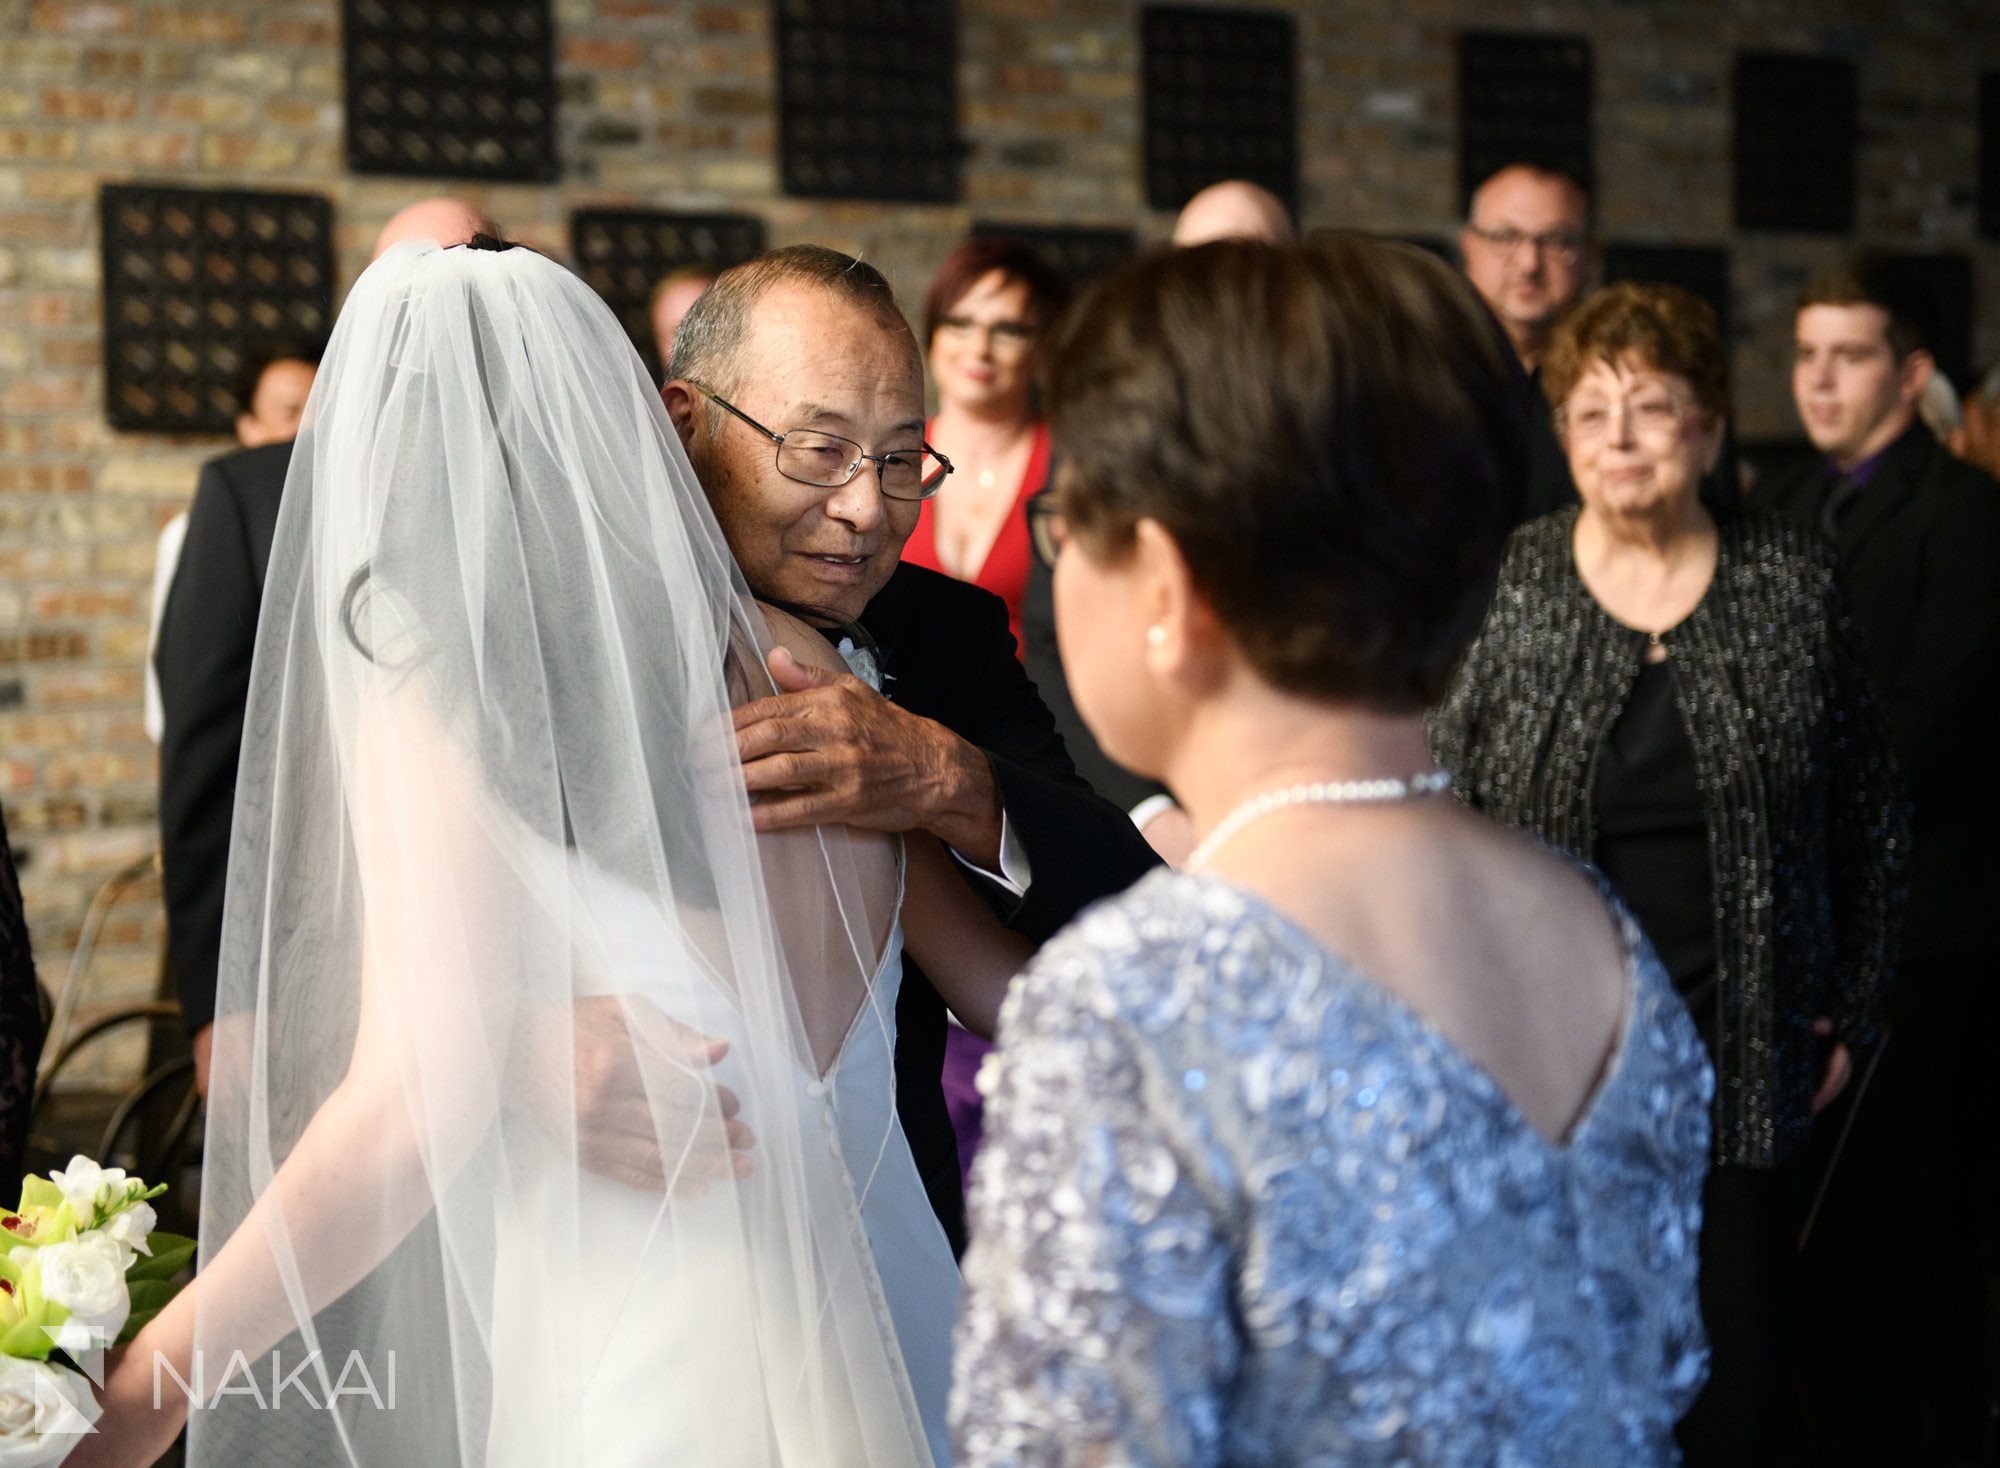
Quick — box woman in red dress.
[907,239,1068,659]
[907,239,1068,1188]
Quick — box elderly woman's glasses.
[694,384,953,502]
[1556,389,1693,445]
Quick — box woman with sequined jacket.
[1430,282,1909,1466]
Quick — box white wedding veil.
[186,239,930,1465]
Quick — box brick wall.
[2,0,1996,1063]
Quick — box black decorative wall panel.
[1981,74,2000,241]
[572,209,768,381]
[966,223,1138,287]
[1877,251,1974,391]
[1458,31,1593,211]
[1603,244,1733,339]
[1142,6,1297,213]
[776,0,958,203]
[1733,53,1856,233]
[343,0,557,182]
[100,184,334,434]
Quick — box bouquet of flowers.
[0,1157,194,1467]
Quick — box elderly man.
[657,245,1160,1250]
[1459,163,1597,521]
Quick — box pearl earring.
[1146,625,1167,647]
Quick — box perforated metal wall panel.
[776,0,958,203]
[965,223,1139,287]
[1458,30,1593,211]
[571,209,768,381]
[1733,52,1856,233]
[100,184,334,434]
[1603,243,1733,339]
[1980,73,2000,241]
[1141,6,1297,214]
[343,0,557,182]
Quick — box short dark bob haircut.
[1044,232,1529,713]
[920,236,1069,348]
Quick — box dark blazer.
[862,562,1162,1249]
[155,441,292,1036]
[1750,421,2000,962]
[1,803,40,1189]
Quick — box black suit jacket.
[156,441,293,1035]
[862,563,1163,1250]
[1750,421,2000,961]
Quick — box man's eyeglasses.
[694,384,952,502]
[1465,223,1587,266]
[1027,493,1067,567]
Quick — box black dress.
[1593,654,1716,1036]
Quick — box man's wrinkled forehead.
[741,282,922,410]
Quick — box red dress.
[901,421,1049,661]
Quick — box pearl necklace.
[1185,770,1453,871]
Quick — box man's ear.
[660,380,699,447]
[1898,348,1935,411]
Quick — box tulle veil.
[184,239,932,1465]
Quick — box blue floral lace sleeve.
[950,884,1239,1467]
[950,867,1711,1468]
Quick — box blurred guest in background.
[0,805,39,1191]
[1170,178,1293,246]
[1917,368,1962,446]
[904,237,1068,1186]
[371,195,491,260]
[649,264,715,378]
[1949,363,2000,476]
[905,237,1067,659]
[1460,162,1598,521]
[1752,257,2000,1466]
[1432,282,1908,1465]
[145,350,318,744]
[955,234,1712,1465]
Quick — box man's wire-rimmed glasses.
[693,383,952,501]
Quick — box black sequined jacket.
[1430,509,1909,1167]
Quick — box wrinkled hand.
[56,1339,186,1468]
[733,647,1001,865]
[567,996,755,1195]
[1809,1017,1853,1116]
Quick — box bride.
[75,237,1028,1466]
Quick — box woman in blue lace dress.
[949,235,1713,1465]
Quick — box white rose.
[0,1357,101,1468]
[34,1234,129,1351]
[96,1201,156,1270]
[46,1158,126,1225]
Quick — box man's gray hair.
[665,245,912,414]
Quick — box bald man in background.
[161,198,493,1092]
[1171,179,1293,246]
[372,195,492,259]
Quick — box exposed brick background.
[1,0,1996,1071]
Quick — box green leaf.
[126,1233,197,1284]
[116,1278,183,1343]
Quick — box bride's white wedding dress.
[486,853,961,1467]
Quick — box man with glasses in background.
[654,244,1159,1253]
[1460,162,1599,521]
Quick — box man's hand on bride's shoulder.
[564,996,756,1195]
